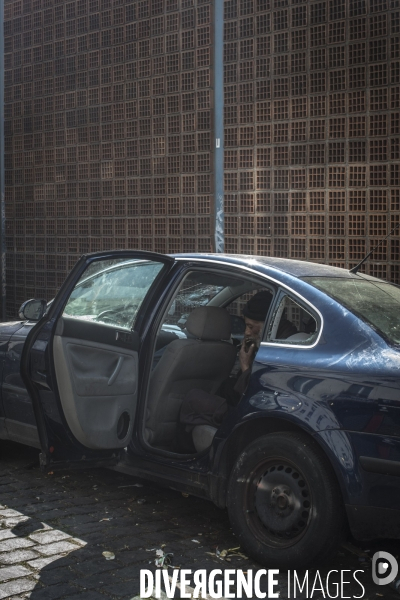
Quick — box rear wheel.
[227,432,345,569]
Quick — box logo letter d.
[372,551,398,586]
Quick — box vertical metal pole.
[0,0,5,320]
[214,0,224,253]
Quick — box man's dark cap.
[243,290,272,322]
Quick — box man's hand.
[239,338,256,373]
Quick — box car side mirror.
[18,299,47,321]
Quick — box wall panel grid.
[4,0,400,317]
[223,0,399,282]
[4,0,213,316]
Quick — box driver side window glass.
[266,295,319,345]
[63,259,164,329]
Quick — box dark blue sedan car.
[1,250,400,569]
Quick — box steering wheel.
[94,304,138,327]
[94,310,124,325]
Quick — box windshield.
[303,277,400,345]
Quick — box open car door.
[21,251,175,469]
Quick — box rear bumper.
[347,454,400,540]
[315,430,400,540]
[346,504,400,540]
[359,455,400,477]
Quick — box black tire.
[227,432,346,569]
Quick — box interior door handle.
[108,356,124,386]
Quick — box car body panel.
[0,321,40,445]
[3,322,37,426]
[175,253,383,280]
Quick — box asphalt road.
[0,440,399,600]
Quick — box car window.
[225,288,273,318]
[303,277,400,345]
[266,295,319,345]
[63,259,164,329]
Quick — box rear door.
[21,251,175,468]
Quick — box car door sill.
[109,452,210,498]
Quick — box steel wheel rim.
[243,456,313,549]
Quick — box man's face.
[244,317,264,346]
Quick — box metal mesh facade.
[223,0,400,280]
[4,0,214,317]
[3,0,400,318]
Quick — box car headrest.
[186,307,231,341]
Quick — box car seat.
[144,306,237,449]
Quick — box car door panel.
[58,339,137,397]
[21,250,175,466]
[53,333,138,449]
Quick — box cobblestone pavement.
[0,440,399,600]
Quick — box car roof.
[173,253,383,281]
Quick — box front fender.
[0,321,26,414]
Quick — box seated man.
[178,290,273,452]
